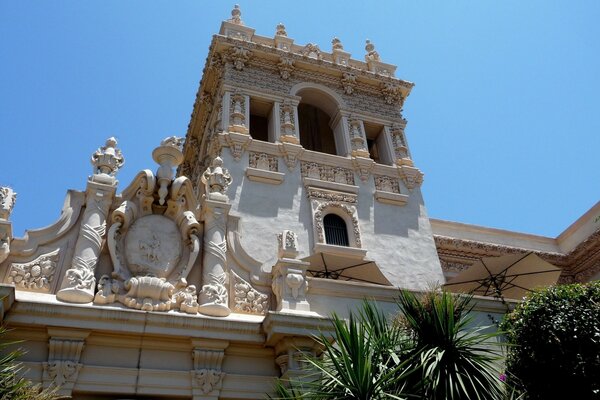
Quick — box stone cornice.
[434,227,600,283]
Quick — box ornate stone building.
[0,6,598,399]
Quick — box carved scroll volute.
[107,200,137,280]
[57,138,123,304]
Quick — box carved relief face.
[125,215,182,278]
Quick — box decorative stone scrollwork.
[232,271,269,315]
[313,202,361,247]
[0,187,16,220]
[90,137,125,185]
[277,56,294,80]
[381,83,405,107]
[398,165,424,190]
[300,162,355,185]
[94,137,202,315]
[202,156,232,200]
[278,142,304,170]
[374,175,400,194]
[249,152,278,172]
[341,72,357,95]
[195,369,225,395]
[306,188,357,204]
[6,249,59,292]
[228,46,251,71]
[43,360,82,388]
[277,230,299,259]
[299,43,322,60]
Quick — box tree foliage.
[273,289,505,400]
[501,282,600,399]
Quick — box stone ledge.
[245,167,285,184]
[303,177,359,194]
[374,190,409,206]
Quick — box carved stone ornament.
[6,249,59,292]
[43,360,82,388]
[374,175,400,194]
[381,83,405,107]
[90,137,125,185]
[277,229,299,259]
[277,56,295,80]
[232,271,269,315]
[94,137,202,314]
[306,188,357,204]
[195,369,225,395]
[275,22,287,37]
[365,39,380,61]
[228,4,243,25]
[228,46,251,71]
[398,165,424,190]
[332,37,344,51]
[300,162,355,185]
[0,186,16,220]
[249,152,278,172]
[341,72,357,95]
[299,43,322,60]
[201,156,232,201]
[314,202,361,247]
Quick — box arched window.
[323,214,349,247]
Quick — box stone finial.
[365,39,380,61]
[201,156,232,201]
[332,37,344,51]
[152,136,185,205]
[91,137,124,184]
[277,230,299,259]
[228,4,243,25]
[0,187,16,220]
[276,22,287,37]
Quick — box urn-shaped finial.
[229,4,243,25]
[91,137,124,185]
[365,39,380,61]
[332,37,344,51]
[276,22,287,37]
[152,136,185,205]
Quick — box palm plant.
[274,300,414,400]
[272,290,506,400]
[0,326,61,400]
[396,289,504,400]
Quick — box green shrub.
[501,282,600,399]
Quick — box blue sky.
[1,1,598,238]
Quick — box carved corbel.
[398,165,424,190]
[278,141,304,171]
[277,56,294,80]
[42,329,89,397]
[190,339,229,400]
[352,156,375,182]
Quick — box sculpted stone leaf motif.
[7,250,59,292]
[232,272,269,315]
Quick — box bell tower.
[180,5,444,292]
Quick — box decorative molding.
[278,142,304,170]
[232,271,269,315]
[299,43,322,60]
[374,175,400,194]
[227,46,252,71]
[300,162,355,186]
[194,369,225,395]
[246,167,285,185]
[6,249,59,292]
[277,56,294,80]
[0,187,17,220]
[306,187,357,204]
[249,152,278,171]
[398,164,423,190]
[341,72,357,95]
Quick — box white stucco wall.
[222,149,444,291]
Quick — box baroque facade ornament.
[202,156,232,198]
[277,56,294,80]
[0,187,17,220]
[381,83,405,106]
[306,188,357,204]
[228,46,251,70]
[195,369,225,395]
[43,360,82,388]
[300,162,355,185]
[374,175,400,194]
[90,137,125,185]
[232,271,269,315]
[364,39,380,61]
[92,137,202,314]
[7,249,59,292]
[299,43,322,60]
[341,72,357,95]
[249,152,278,171]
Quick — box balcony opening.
[323,214,349,247]
[249,98,273,142]
[364,121,392,165]
[298,103,337,155]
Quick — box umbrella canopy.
[302,252,392,286]
[443,252,562,300]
